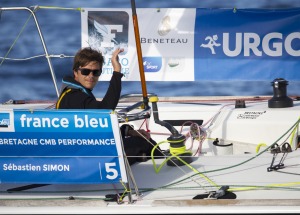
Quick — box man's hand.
[111,48,124,72]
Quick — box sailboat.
[0,1,300,214]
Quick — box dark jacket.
[56,71,123,110]
[56,71,162,165]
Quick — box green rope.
[0,12,33,66]
[2,183,300,201]
[0,5,82,67]
[37,6,81,11]
[156,117,300,191]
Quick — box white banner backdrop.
[81,8,195,81]
[82,8,300,82]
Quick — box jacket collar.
[61,76,93,97]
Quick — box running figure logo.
[200,35,221,54]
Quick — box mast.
[130,0,149,108]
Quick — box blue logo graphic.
[143,57,162,72]
[194,8,300,81]
[0,113,10,127]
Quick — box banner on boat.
[0,109,128,184]
[81,8,300,81]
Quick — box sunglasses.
[78,68,101,76]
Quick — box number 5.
[105,163,118,180]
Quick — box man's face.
[74,61,101,90]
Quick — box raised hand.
[111,48,124,72]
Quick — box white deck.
[0,96,300,214]
[1,150,300,214]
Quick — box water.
[1,0,300,102]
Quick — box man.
[56,47,163,165]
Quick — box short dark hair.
[73,47,104,71]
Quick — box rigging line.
[151,140,218,191]
[0,55,46,61]
[0,54,74,61]
[116,112,214,190]
[229,181,300,192]
[48,54,74,58]
[117,111,217,190]
[36,6,81,11]
[162,118,300,189]
[289,122,299,146]
[136,183,300,194]
[0,10,33,67]
[2,183,299,198]
[116,112,165,156]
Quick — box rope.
[150,140,218,189]
[0,10,33,66]
[0,54,46,61]
[0,5,77,67]
[0,54,74,61]
[159,117,300,193]
[36,6,81,11]
[117,101,300,194]
[289,122,299,147]
[116,111,215,191]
